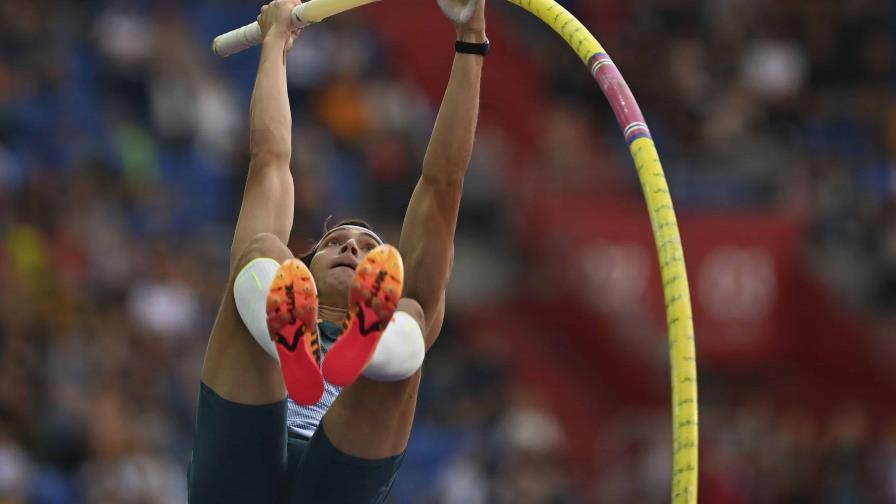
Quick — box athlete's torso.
[286,320,342,438]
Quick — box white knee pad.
[363,311,425,382]
[233,257,280,361]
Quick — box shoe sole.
[266,258,324,406]
[322,244,404,387]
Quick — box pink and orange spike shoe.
[322,244,404,387]
[266,258,324,406]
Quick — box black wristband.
[455,40,489,56]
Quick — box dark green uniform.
[188,321,405,503]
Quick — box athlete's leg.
[283,298,426,503]
[202,232,293,404]
[190,4,309,502]
[189,232,299,503]
[321,297,428,459]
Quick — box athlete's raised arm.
[399,0,486,346]
[229,0,303,270]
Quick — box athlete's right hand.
[258,0,303,49]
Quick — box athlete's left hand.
[458,0,486,40]
[441,0,487,42]
[258,0,304,53]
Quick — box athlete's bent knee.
[233,233,291,272]
[396,298,424,328]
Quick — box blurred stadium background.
[2,0,896,502]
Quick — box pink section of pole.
[588,53,650,142]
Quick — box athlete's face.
[309,228,381,308]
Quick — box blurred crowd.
[589,393,896,502]
[505,0,896,317]
[1,0,895,502]
[509,0,896,501]
[514,0,896,501]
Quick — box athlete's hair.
[299,217,376,266]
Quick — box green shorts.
[188,382,405,504]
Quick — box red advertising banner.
[518,195,803,366]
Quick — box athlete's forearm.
[421,31,486,182]
[398,32,486,339]
[249,33,292,165]
[229,30,296,265]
